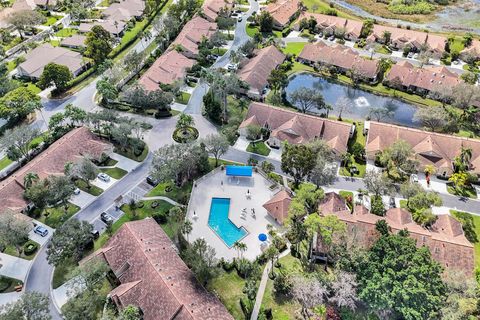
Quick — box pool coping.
[207,197,249,248]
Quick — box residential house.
[0,127,111,214]
[461,39,480,61]
[170,16,217,59]
[425,33,448,57]
[295,12,362,41]
[139,50,195,91]
[264,0,301,30]
[315,192,474,274]
[365,121,480,177]
[202,0,233,22]
[102,0,145,21]
[17,43,87,79]
[239,102,353,154]
[384,61,460,95]
[60,34,87,50]
[263,189,292,225]
[298,41,380,82]
[0,0,38,29]
[90,218,234,320]
[79,20,127,37]
[237,45,285,99]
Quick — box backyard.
[283,42,307,56]
[207,270,246,320]
[339,120,367,178]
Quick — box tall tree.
[281,143,316,186]
[85,25,113,64]
[291,275,327,319]
[23,172,39,189]
[413,106,449,132]
[288,87,325,113]
[0,291,51,320]
[46,175,76,212]
[357,222,446,320]
[96,78,118,104]
[47,219,94,266]
[38,63,73,93]
[363,170,392,196]
[257,11,273,33]
[0,125,40,161]
[0,209,31,256]
[267,68,288,93]
[0,87,42,124]
[70,157,99,188]
[202,134,229,167]
[7,10,45,39]
[182,238,218,285]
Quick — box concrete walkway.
[250,248,290,320]
[142,196,182,206]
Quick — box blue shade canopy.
[226,165,253,177]
[258,233,267,242]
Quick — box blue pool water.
[208,198,247,247]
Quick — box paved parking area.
[70,190,96,208]
[29,220,54,246]
[0,253,31,281]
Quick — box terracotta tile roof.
[263,189,292,224]
[79,20,127,35]
[102,0,145,21]
[298,42,379,79]
[139,50,195,90]
[318,192,474,273]
[240,102,352,153]
[237,45,285,94]
[365,121,480,174]
[202,0,233,21]
[297,12,362,38]
[18,43,84,78]
[0,127,111,213]
[461,39,480,58]
[96,219,233,320]
[265,0,300,26]
[386,60,460,92]
[425,34,447,53]
[60,34,87,48]
[368,24,427,47]
[171,16,217,56]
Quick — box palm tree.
[129,199,138,219]
[181,219,193,241]
[233,241,247,259]
[23,172,39,189]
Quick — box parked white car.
[97,173,111,182]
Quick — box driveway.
[0,253,31,282]
[110,153,141,172]
[70,190,97,209]
[29,221,55,246]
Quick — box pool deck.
[187,168,282,261]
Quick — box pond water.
[285,73,419,127]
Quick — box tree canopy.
[38,63,73,93]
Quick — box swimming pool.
[208,198,247,247]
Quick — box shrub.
[240,297,252,318]
[151,201,159,208]
[371,195,386,216]
[236,258,255,279]
[452,211,478,243]
[220,258,235,272]
[273,272,291,296]
[23,241,38,256]
[152,212,167,224]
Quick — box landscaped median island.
[0,276,23,294]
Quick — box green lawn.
[55,28,78,38]
[120,19,149,47]
[44,15,61,26]
[0,156,13,170]
[100,167,128,179]
[283,42,307,56]
[447,185,478,199]
[52,259,77,289]
[246,25,282,38]
[34,203,80,229]
[147,181,193,204]
[114,145,149,162]
[246,141,271,156]
[75,179,104,196]
[261,254,302,319]
[375,45,392,54]
[302,0,357,19]
[451,210,480,268]
[207,270,246,320]
[6,60,16,72]
[449,37,465,53]
[94,200,173,250]
[287,61,314,75]
[175,91,191,104]
[3,239,40,261]
[26,83,41,94]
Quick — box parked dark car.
[146,175,159,186]
[389,197,396,208]
[100,212,113,225]
[91,230,100,239]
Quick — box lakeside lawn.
[207,270,246,320]
[100,167,128,179]
[246,141,271,156]
[338,120,367,178]
[302,0,357,19]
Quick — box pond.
[285,73,420,127]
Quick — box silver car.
[97,173,111,182]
